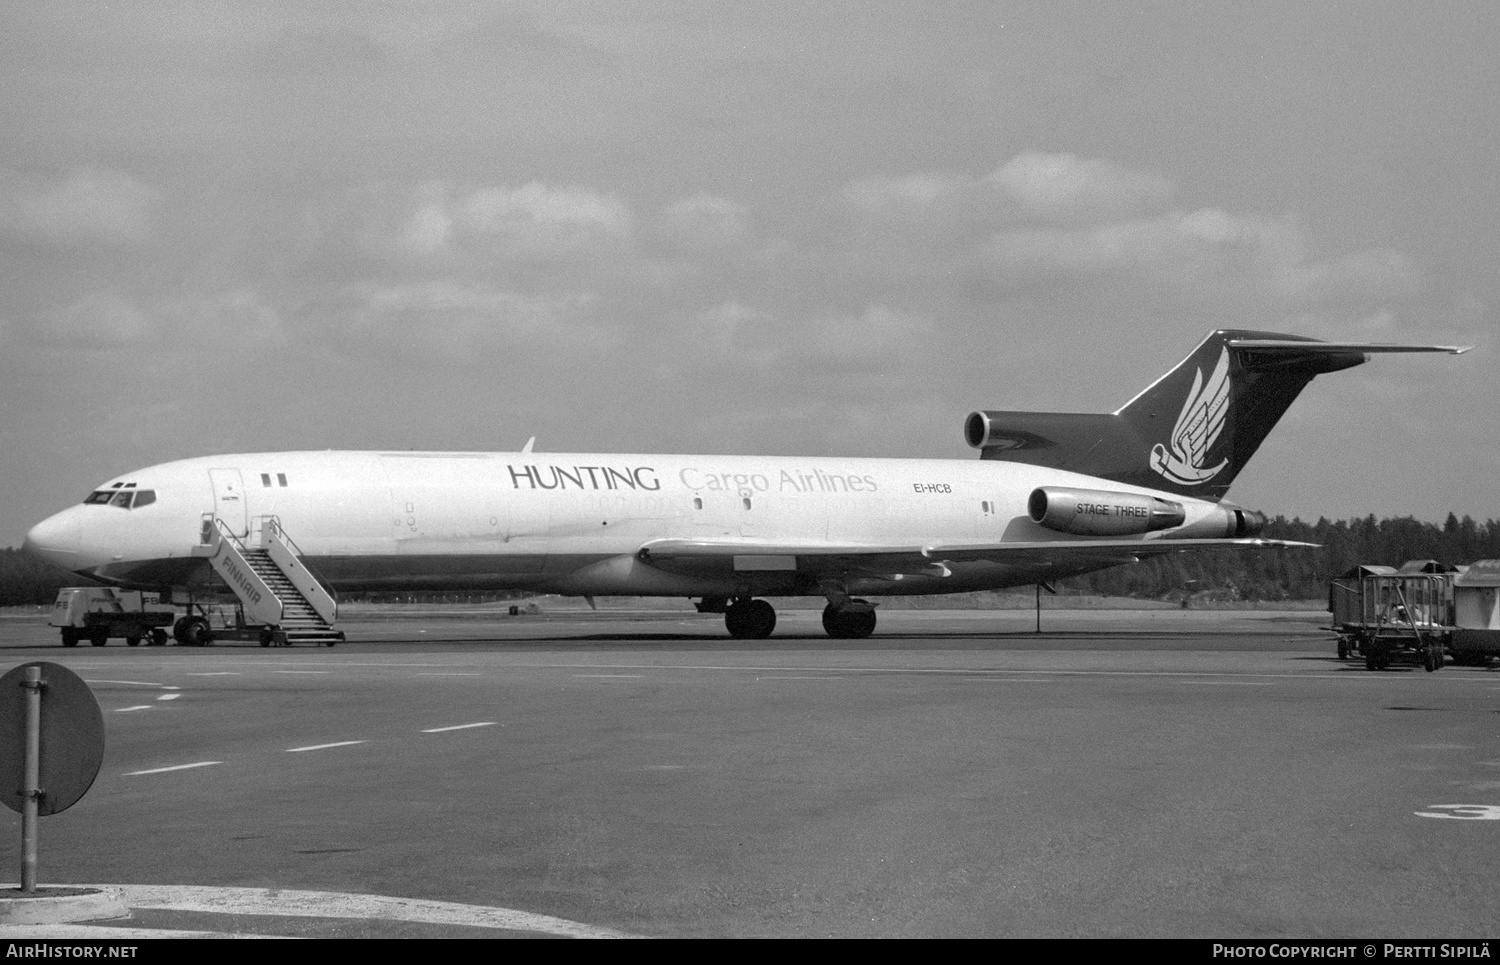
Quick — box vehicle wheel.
[150,629,168,646]
[89,628,109,647]
[725,599,776,639]
[180,617,212,647]
[1365,652,1380,671]
[60,628,79,648]
[126,636,141,647]
[259,628,274,648]
[822,603,877,639]
[1336,639,1349,660]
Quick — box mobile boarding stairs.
[190,515,343,647]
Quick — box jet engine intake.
[1028,487,1186,536]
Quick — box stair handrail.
[260,515,340,609]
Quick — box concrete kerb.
[0,887,129,926]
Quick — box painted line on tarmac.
[520,662,1500,683]
[116,705,154,713]
[573,673,643,678]
[127,761,221,776]
[187,671,241,676]
[85,678,180,689]
[422,722,497,733]
[417,672,481,676]
[272,670,330,675]
[80,884,640,938]
[158,693,181,700]
[287,740,366,753]
[756,675,843,681]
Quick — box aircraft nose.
[22,509,82,568]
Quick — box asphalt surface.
[0,606,1496,939]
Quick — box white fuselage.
[22,449,1231,599]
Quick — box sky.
[2,1,1496,547]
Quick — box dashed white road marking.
[158,693,181,701]
[1415,804,1500,820]
[272,670,330,675]
[422,722,497,733]
[417,672,481,676]
[126,761,221,776]
[85,679,180,689]
[286,740,366,753]
[1179,680,1275,686]
[116,705,153,713]
[187,672,241,676]
[573,674,642,678]
[756,675,843,681]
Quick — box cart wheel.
[260,628,274,648]
[61,628,79,648]
[1337,639,1349,660]
[126,636,141,647]
[90,628,109,647]
[180,616,212,647]
[150,628,168,646]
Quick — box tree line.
[1059,513,1500,602]
[3,513,1499,606]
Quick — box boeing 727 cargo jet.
[22,330,1467,641]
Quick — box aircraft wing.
[637,536,1316,581]
[1226,339,1471,354]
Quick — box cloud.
[979,207,1420,310]
[656,193,749,251]
[987,152,1176,222]
[0,167,156,250]
[459,183,634,261]
[841,174,965,212]
[251,27,388,74]
[320,280,595,365]
[38,290,151,344]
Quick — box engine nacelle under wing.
[1028,487,1186,536]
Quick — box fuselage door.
[208,468,248,538]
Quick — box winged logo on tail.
[1150,347,1231,485]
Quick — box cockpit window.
[83,489,156,509]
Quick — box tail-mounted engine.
[1028,487,1186,536]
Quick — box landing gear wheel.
[724,599,776,639]
[179,616,212,647]
[822,602,877,639]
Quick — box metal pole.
[1035,583,1041,634]
[21,666,42,893]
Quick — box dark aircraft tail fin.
[964,329,1468,503]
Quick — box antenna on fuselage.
[521,436,536,454]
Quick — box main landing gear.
[822,600,877,639]
[710,597,880,640]
[724,598,776,639]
